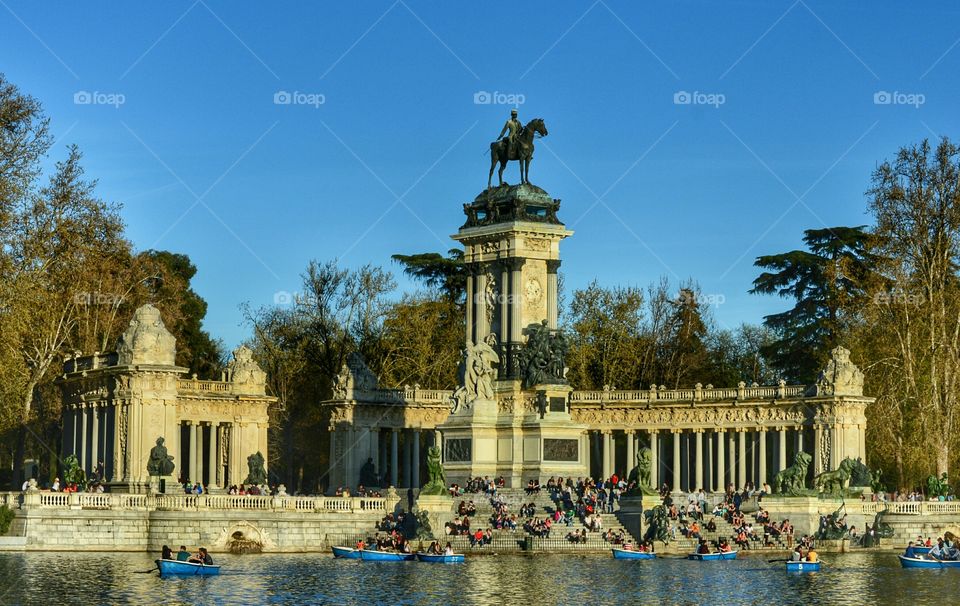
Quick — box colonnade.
[328,426,443,490]
[179,420,227,488]
[62,403,116,481]
[585,426,809,493]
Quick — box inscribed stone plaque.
[445,438,472,462]
[549,397,566,412]
[543,438,578,462]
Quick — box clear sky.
[3,1,959,349]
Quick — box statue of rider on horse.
[488,109,548,188]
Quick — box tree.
[391,249,465,303]
[861,138,960,481]
[660,285,710,389]
[751,226,875,383]
[379,293,463,389]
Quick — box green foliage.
[391,249,465,303]
[0,506,14,536]
[751,226,876,383]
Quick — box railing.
[177,379,232,393]
[570,383,809,404]
[0,491,388,514]
[824,500,960,516]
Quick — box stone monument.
[438,131,588,486]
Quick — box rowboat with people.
[331,546,362,559]
[359,549,416,562]
[416,552,465,563]
[687,551,737,561]
[898,554,960,568]
[155,558,221,576]
[611,547,657,560]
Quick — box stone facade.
[57,304,276,492]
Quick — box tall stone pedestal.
[415,494,454,539]
[618,494,663,544]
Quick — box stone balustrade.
[2,492,386,514]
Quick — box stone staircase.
[666,511,793,554]
[442,488,637,554]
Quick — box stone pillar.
[758,428,767,486]
[672,430,681,492]
[111,404,122,483]
[797,429,804,454]
[80,404,89,472]
[694,429,704,491]
[90,405,99,477]
[465,267,474,345]
[402,430,412,488]
[509,258,525,343]
[208,422,219,488]
[368,428,380,483]
[411,430,420,489]
[626,430,635,477]
[727,432,735,490]
[583,432,591,476]
[189,421,198,483]
[715,430,725,493]
[546,260,560,329]
[475,268,489,342]
[198,424,206,486]
[434,430,443,462]
[649,431,658,489]
[813,425,823,475]
[390,429,399,487]
[499,264,510,347]
[778,427,788,473]
[737,430,746,490]
[602,431,613,479]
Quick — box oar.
[767,558,789,563]
[135,565,159,574]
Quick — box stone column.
[402,430,412,488]
[813,425,823,475]
[715,430,725,493]
[509,258,525,344]
[649,431,659,489]
[189,421,198,483]
[111,404,122,483]
[546,260,560,329]
[737,430,746,490]
[411,429,420,489]
[727,432,735,490]
[475,268,489,342]
[80,404,89,472]
[626,430,635,477]
[694,429,704,491]
[602,431,613,479]
[90,405,99,477]
[465,267,474,345]
[797,429,804,455]
[672,430,681,492]
[434,430,443,461]
[778,427,788,473]
[591,432,601,477]
[499,264,510,347]
[390,429,399,487]
[208,422,219,488]
[368,428,380,482]
[583,432,591,476]
[758,428,767,486]
[197,424,205,485]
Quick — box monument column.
[649,430,658,489]
[546,260,561,329]
[197,424,204,485]
[390,429,399,487]
[509,258,525,376]
[727,431,736,489]
[499,263,510,347]
[694,429,704,491]
[758,427,767,486]
[737,429,746,490]
[602,431,613,479]
[475,267,489,341]
[189,421,198,483]
[465,266,474,345]
[626,430,635,478]
[80,404,89,472]
[411,430,420,489]
[715,429,726,493]
[778,427,788,473]
[813,425,823,475]
[90,404,99,476]
[672,430,681,492]
[208,422,219,488]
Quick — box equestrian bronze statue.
[488,116,548,188]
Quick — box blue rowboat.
[904,546,932,558]
[359,549,416,562]
[899,555,960,568]
[611,548,657,560]
[155,559,221,577]
[416,552,465,563]
[786,560,821,572]
[331,546,362,559]
[687,551,737,561]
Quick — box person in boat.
[696,539,710,555]
[176,545,191,561]
[188,547,213,565]
[444,542,454,556]
[161,545,173,560]
[930,539,945,559]
[805,547,818,563]
[718,539,732,553]
[790,546,802,562]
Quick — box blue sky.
[3,1,959,348]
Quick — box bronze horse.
[488,118,548,188]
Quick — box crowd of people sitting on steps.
[448,476,506,496]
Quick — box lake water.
[0,551,952,605]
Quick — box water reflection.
[0,551,955,605]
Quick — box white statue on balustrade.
[450,334,499,414]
